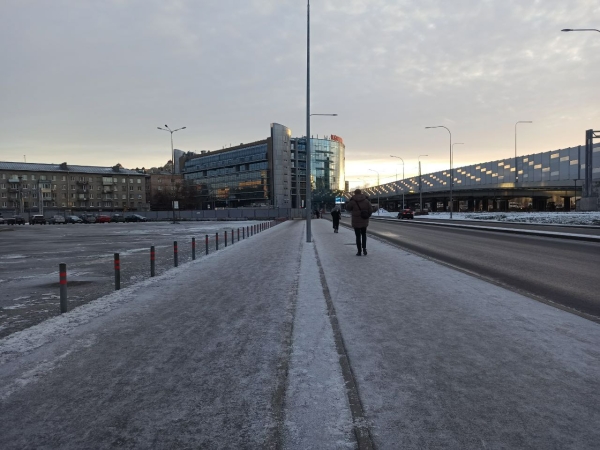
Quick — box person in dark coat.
[330,206,341,233]
[345,189,374,256]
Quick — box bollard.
[192,237,196,260]
[174,241,178,267]
[59,263,68,313]
[238,228,240,242]
[231,229,234,244]
[225,230,228,247]
[114,253,121,290]
[205,234,209,255]
[243,227,245,239]
[216,232,219,250]
[150,246,155,277]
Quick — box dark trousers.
[354,227,367,251]
[332,218,340,230]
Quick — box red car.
[96,215,111,223]
[397,208,414,220]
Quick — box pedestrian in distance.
[345,189,374,256]
[331,206,341,233]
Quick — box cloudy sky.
[1,0,598,187]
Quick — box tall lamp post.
[157,124,186,223]
[451,143,464,211]
[390,155,405,209]
[368,169,380,215]
[426,126,452,217]
[418,155,428,213]
[515,121,532,184]
[561,28,600,33]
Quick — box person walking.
[345,189,374,256]
[330,206,341,233]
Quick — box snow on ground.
[413,211,600,225]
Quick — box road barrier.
[59,263,68,313]
[151,246,156,277]
[114,253,121,290]
[55,221,284,314]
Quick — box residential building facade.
[0,162,150,214]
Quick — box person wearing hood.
[345,189,374,256]
[330,205,341,233]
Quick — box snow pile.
[372,208,396,217]
[423,211,600,226]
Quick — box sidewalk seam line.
[313,241,376,450]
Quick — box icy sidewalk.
[312,219,600,449]
[0,219,349,449]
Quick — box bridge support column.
[430,198,438,212]
[468,198,475,212]
[482,198,489,211]
[442,199,448,212]
[562,197,572,212]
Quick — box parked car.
[48,215,66,224]
[66,215,83,224]
[6,216,26,225]
[96,215,111,223]
[79,214,97,224]
[110,214,126,223]
[29,215,47,225]
[0,214,4,225]
[125,214,148,222]
[398,208,414,220]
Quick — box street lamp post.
[426,126,452,217]
[390,155,405,209]
[515,121,532,184]
[451,143,464,211]
[368,169,380,215]
[418,155,428,213]
[561,28,600,33]
[157,124,186,223]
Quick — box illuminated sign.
[330,135,344,144]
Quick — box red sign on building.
[330,134,344,144]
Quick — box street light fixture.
[515,121,532,184]
[426,126,453,217]
[561,28,600,33]
[157,124,186,223]
[418,155,428,213]
[390,155,405,209]
[368,169,380,215]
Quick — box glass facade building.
[183,123,292,208]
[291,135,345,208]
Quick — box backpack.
[355,200,371,220]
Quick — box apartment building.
[0,162,150,214]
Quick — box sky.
[1,0,598,187]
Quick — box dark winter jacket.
[331,209,341,226]
[345,194,374,228]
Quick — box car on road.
[96,215,111,223]
[29,215,47,225]
[398,209,414,220]
[125,214,148,222]
[0,214,4,225]
[79,214,97,224]
[48,215,66,224]
[6,216,26,225]
[110,214,126,223]
[66,215,83,224]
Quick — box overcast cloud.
[1,0,598,185]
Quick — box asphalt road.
[0,221,262,338]
[340,216,600,321]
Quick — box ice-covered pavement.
[1,219,599,449]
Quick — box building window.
[137,178,141,184]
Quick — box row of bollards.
[57,220,278,313]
